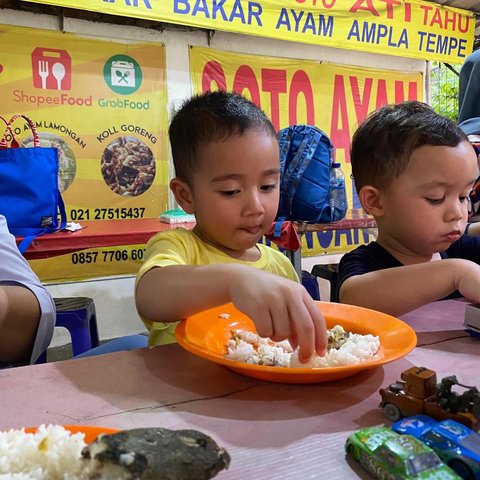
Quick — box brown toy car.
[379,366,480,431]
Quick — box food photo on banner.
[22,0,475,64]
[189,45,423,256]
[0,24,169,282]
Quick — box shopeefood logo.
[12,90,93,107]
[103,54,143,95]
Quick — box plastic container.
[160,208,195,224]
[329,162,348,220]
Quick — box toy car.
[464,303,480,338]
[392,415,480,480]
[379,366,480,431]
[345,426,461,479]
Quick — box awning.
[19,0,476,63]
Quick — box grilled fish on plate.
[81,427,230,480]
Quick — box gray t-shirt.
[0,215,55,365]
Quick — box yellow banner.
[0,24,169,281]
[191,46,420,255]
[0,25,168,219]
[22,0,475,62]
[28,245,146,283]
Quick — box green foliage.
[430,61,460,122]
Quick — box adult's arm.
[0,285,41,362]
[0,215,55,364]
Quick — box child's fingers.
[268,303,291,342]
[251,305,274,339]
[305,299,327,357]
[289,302,315,363]
[289,333,298,351]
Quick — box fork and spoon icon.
[38,60,66,89]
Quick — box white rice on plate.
[0,425,86,479]
[225,325,380,368]
[0,425,137,480]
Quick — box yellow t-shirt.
[136,228,298,346]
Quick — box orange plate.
[175,301,417,384]
[24,425,119,443]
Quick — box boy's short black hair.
[169,90,277,184]
[351,100,468,192]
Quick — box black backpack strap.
[278,126,322,218]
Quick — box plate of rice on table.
[0,424,118,479]
[175,301,417,384]
[1,424,231,479]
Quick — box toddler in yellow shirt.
[135,91,327,362]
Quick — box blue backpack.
[276,124,346,223]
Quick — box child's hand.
[228,267,327,363]
[454,259,480,302]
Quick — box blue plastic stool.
[311,264,339,302]
[35,297,99,364]
[35,350,47,364]
[301,270,320,300]
[54,297,100,357]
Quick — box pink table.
[0,300,478,479]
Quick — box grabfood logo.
[100,54,148,110]
[103,55,142,94]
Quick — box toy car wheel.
[448,459,473,480]
[383,403,402,422]
[472,403,480,421]
[346,443,360,461]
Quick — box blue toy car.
[392,414,480,479]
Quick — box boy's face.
[377,140,477,256]
[186,129,280,260]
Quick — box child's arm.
[339,258,480,316]
[136,263,327,362]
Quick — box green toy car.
[345,426,462,479]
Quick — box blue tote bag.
[0,114,67,253]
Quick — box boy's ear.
[359,185,384,217]
[170,178,195,214]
